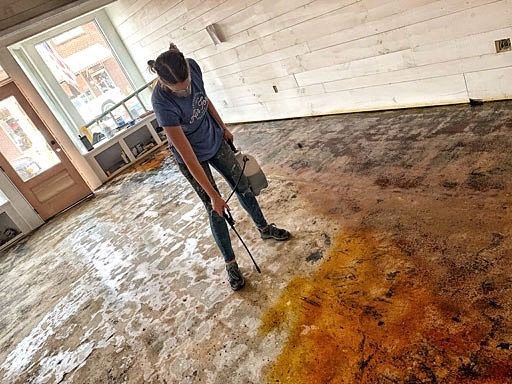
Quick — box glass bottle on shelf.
[98,117,115,138]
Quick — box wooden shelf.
[0,209,23,251]
[84,113,165,184]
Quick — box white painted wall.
[107,0,512,123]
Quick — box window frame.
[8,9,146,153]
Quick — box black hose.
[223,210,261,274]
[226,155,248,204]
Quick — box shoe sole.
[261,234,290,241]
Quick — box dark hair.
[148,43,189,84]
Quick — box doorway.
[0,81,92,220]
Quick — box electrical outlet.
[495,38,511,53]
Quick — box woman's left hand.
[223,128,234,143]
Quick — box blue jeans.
[177,141,268,262]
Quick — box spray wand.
[223,141,262,274]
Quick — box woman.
[149,44,290,291]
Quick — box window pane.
[35,21,134,126]
[0,65,8,82]
[0,96,60,182]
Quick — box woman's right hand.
[164,126,229,217]
[211,194,229,217]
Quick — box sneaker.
[259,223,290,241]
[226,262,245,291]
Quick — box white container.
[234,151,268,196]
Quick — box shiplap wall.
[107,0,512,123]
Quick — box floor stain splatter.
[260,230,512,383]
[127,147,169,173]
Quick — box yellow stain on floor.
[260,230,512,383]
[128,147,169,173]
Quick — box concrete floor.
[1,101,512,383]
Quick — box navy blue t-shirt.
[151,58,223,163]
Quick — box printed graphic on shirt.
[189,92,208,125]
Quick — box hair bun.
[169,43,179,52]
[147,60,156,73]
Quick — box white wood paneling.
[206,75,300,103]
[295,50,417,86]
[412,28,512,66]
[258,75,468,119]
[107,0,512,123]
[193,0,354,60]
[215,84,326,109]
[465,67,512,100]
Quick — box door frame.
[0,80,92,219]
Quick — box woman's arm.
[207,99,233,143]
[165,125,229,216]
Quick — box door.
[0,81,92,220]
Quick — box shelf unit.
[0,172,42,251]
[0,207,23,250]
[0,198,35,251]
[84,113,167,183]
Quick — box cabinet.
[0,173,42,251]
[84,113,167,183]
[0,205,23,250]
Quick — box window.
[9,10,149,153]
[0,96,60,182]
[35,20,135,125]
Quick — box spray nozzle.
[223,210,235,226]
